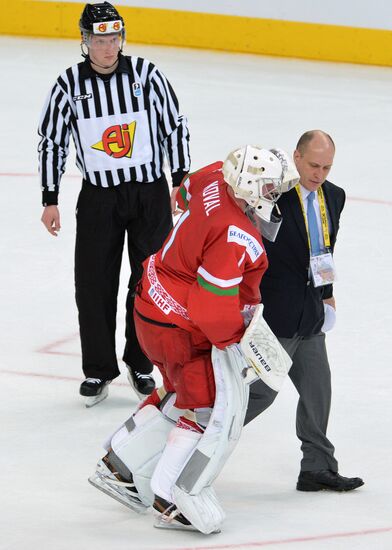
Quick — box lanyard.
[295,185,331,250]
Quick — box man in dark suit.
[248,130,364,492]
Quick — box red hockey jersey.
[139,161,268,349]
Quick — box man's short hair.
[296,130,335,155]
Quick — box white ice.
[0,36,391,550]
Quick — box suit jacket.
[260,180,345,338]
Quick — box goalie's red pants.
[134,299,216,410]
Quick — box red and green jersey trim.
[197,274,239,296]
[178,186,189,209]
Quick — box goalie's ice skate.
[88,457,149,514]
[153,495,196,531]
[152,495,220,533]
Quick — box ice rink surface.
[1,35,391,549]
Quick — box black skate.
[79,378,111,408]
[126,366,155,399]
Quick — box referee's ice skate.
[88,456,149,514]
[126,365,155,400]
[79,378,111,408]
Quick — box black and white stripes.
[38,54,190,205]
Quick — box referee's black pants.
[75,178,173,380]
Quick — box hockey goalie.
[88,145,299,533]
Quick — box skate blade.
[153,513,221,534]
[84,386,109,408]
[88,474,148,514]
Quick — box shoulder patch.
[227,225,263,262]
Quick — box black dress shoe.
[126,365,155,399]
[297,469,364,492]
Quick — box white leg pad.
[175,345,250,496]
[109,405,175,506]
[164,345,250,533]
[151,426,201,503]
[173,485,225,535]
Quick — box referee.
[38,2,190,407]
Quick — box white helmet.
[222,145,299,241]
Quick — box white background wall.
[49,0,392,30]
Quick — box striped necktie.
[307,191,321,255]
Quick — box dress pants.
[245,332,338,472]
[75,179,173,380]
[279,333,338,472]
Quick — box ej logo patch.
[91,121,137,159]
[91,121,136,159]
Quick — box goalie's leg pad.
[173,485,225,535]
[151,425,202,503]
[150,422,223,534]
[108,404,176,506]
[176,345,249,494]
[169,345,250,534]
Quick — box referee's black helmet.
[79,2,125,35]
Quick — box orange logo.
[113,21,120,31]
[91,122,136,158]
[98,23,107,33]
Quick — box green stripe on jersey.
[179,186,189,209]
[197,275,239,296]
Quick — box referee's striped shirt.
[38,54,191,205]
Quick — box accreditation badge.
[310,252,336,287]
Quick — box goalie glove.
[240,304,292,392]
